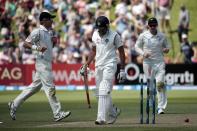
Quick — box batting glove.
[117,69,126,83]
[80,64,87,76]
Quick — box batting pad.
[108,96,117,117]
[97,95,111,121]
[98,80,112,96]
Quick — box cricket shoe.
[95,120,106,125]
[107,107,121,124]
[54,111,71,122]
[157,108,164,114]
[8,101,16,120]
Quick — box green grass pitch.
[0,90,197,131]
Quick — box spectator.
[156,0,174,33]
[131,0,147,35]
[121,25,138,63]
[0,10,12,29]
[115,0,127,18]
[143,0,156,16]
[179,34,193,64]
[12,1,24,24]
[0,0,6,15]
[103,0,114,9]
[191,41,197,63]
[56,48,68,63]
[0,47,11,64]
[18,23,27,40]
[80,35,92,63]
[43,0,54,11]
[5,0,17,17]
[57,0,68,22]
[112,14,129,35]
[95,5,110,18]
[0,27,15,48]
[177,5,190,43]
[31,0,41,21]
[131,0,147,19]
[74,0,87,16]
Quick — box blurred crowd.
[0,0,197,65]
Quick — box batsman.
[135,17,170,114]
[80,16,126,125]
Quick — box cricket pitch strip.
[36,114,197,128]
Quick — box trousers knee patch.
[99,80,112,96]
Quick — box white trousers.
[13,60,61,117]
[95,63,117,121]
[143,61,167,109]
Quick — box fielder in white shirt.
[135,17,170,114]
[80,16,126,125]
[8,11,71,122]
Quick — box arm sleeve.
[135,34,144,56]
[91,31,97,48]
[162,35,170,49]
[114,33,123,49]
[25,29,39,44]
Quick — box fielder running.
[80,16,126,125]
[135,17,170,114]
[8,11,71,121]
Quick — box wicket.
[140,78,156,124]
[140,79,143,124]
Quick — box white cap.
[182,34,187,39]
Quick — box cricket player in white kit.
[8,11,71,121]
[135,17,170,114]
[80,16,126,125]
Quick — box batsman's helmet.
[95,16,109,28]
[148,17,158,25]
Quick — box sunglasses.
[41,19,53,22]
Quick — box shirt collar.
[39,25,48,32]
[98,29,110,38]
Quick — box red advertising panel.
[0,64,95,86]
[0,64,26,85]
[25,64,35,85]
[52,64,95,85]
[1,63,197,86]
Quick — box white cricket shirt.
[25,25,53,62]
[135,30,170,63]
[92,29,123,67]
